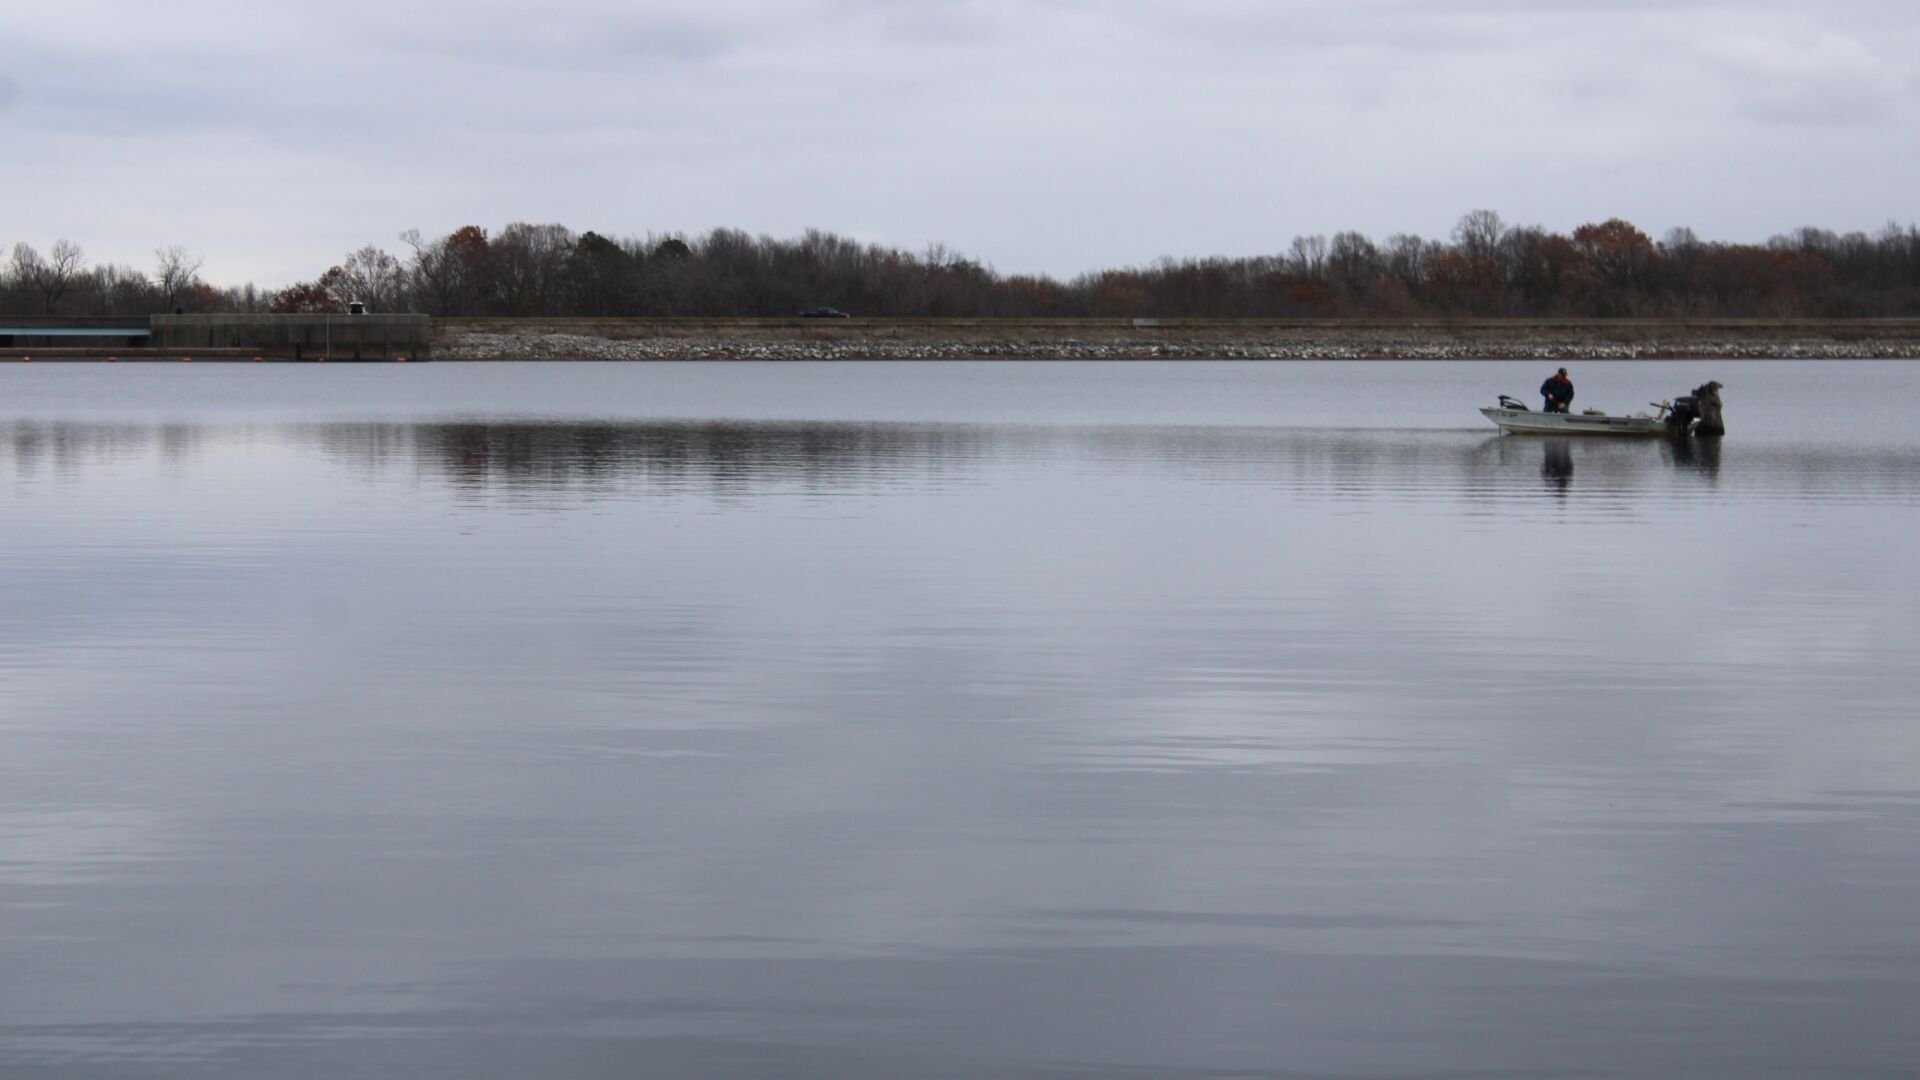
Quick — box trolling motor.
[1660,381,1725,437]
[1497,394,1529,411]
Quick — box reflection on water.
[4,362,1920,1079]
[1668,432,1722,476]
[6,421,206,476]
[1541,438,1574,493]
[394,421,1002,496]
[8,418,1904,504]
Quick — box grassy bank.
[435,317,1920,360]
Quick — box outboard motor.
[1665,380,1725,437]
[1666,395,1699,435]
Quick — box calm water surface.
[4,361,1919,1078]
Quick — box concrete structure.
[150,314,432,360]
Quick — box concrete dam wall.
[149,314,432,360]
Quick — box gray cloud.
[1692,24,1913,128]
[376,10,740,71]
[1739,86,1903,129]
[0,75,18,111]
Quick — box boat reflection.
[1664,433,1722,478]
[1481,431,1731,500]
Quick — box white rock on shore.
[435,332,1920,362]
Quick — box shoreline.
[435,317,1920,361]
[6,317,1918,362]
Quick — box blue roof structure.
[0,326,150,337]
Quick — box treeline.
[8,212,1920,319]
[1,243,259,318]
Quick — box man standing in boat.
[1540,368,1574,413]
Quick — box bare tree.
[11,240,86,313]
[9,243,43,295]
[1287,234,1328,278]
[335,245,406,311]
[46,240,85,311]
[1453,209,1505,264]
[401,229,459,315]
[1662,226,1701,254]
[154,246,205,311]
[1326,231,1380,291]
[1383,233,1431,287]
[492,223,574,314]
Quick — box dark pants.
[1544,399,1570,413]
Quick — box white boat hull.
[1480,407,1667,436]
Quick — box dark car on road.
[799,307,851,318]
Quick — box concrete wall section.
[150,314,432,359]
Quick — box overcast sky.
[3,0,1916,286]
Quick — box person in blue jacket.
[1540,368,1574,413]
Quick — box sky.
[3,0,1917,288]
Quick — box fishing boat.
[1481,382,1725,437]
[1480,397,1666,436]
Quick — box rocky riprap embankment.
[436,331,1920,361]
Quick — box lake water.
[4,360,1919,1078]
